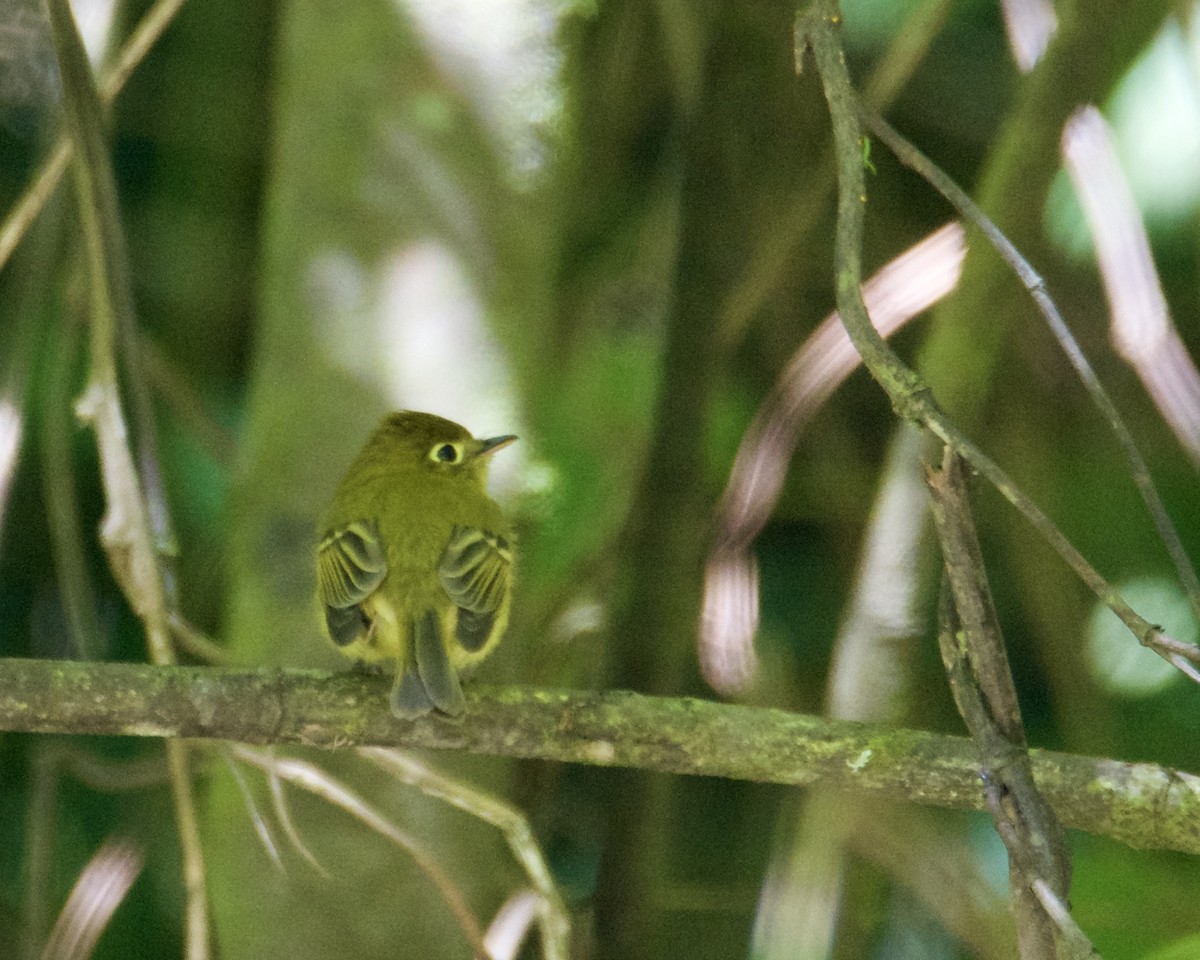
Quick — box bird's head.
[373,411,517,488]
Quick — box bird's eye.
[431,443,461,464]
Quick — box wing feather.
[317,520,387,646]
[439,526,512,654]
[439,527,512,614]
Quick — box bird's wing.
[317,520,388,647]
[438,525,513,652]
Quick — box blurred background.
[2,0,1200,956]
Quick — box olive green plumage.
[317,411,516,718]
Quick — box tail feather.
[390,663,435,719]
[414,610,466,716]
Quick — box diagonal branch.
[796,0,1199,680]
[863,105,1200,632]
[0,0,189,273]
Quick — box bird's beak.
[475,434,518,458]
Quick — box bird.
[316,411,516,718]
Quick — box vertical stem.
[43,0,211,955]
[42,308,106,660]
[166,740,211,960]
[20,745,58,960]
[928,453,1074,958]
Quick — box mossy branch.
[3,657,1200,856]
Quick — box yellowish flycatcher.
[317,411,516,718]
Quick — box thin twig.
[163,741,209,960]
[360,748,571,960]
[1030,880,1099,959]
[0,0,189,272]
[862,105,1200,630]
[223,753,284,872]
[168,612,232,665]
[0,144,72,280]
[266,769,329,877]
[796,0,1200,678]
[231,746,493,959]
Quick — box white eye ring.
[430,442,463,464]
